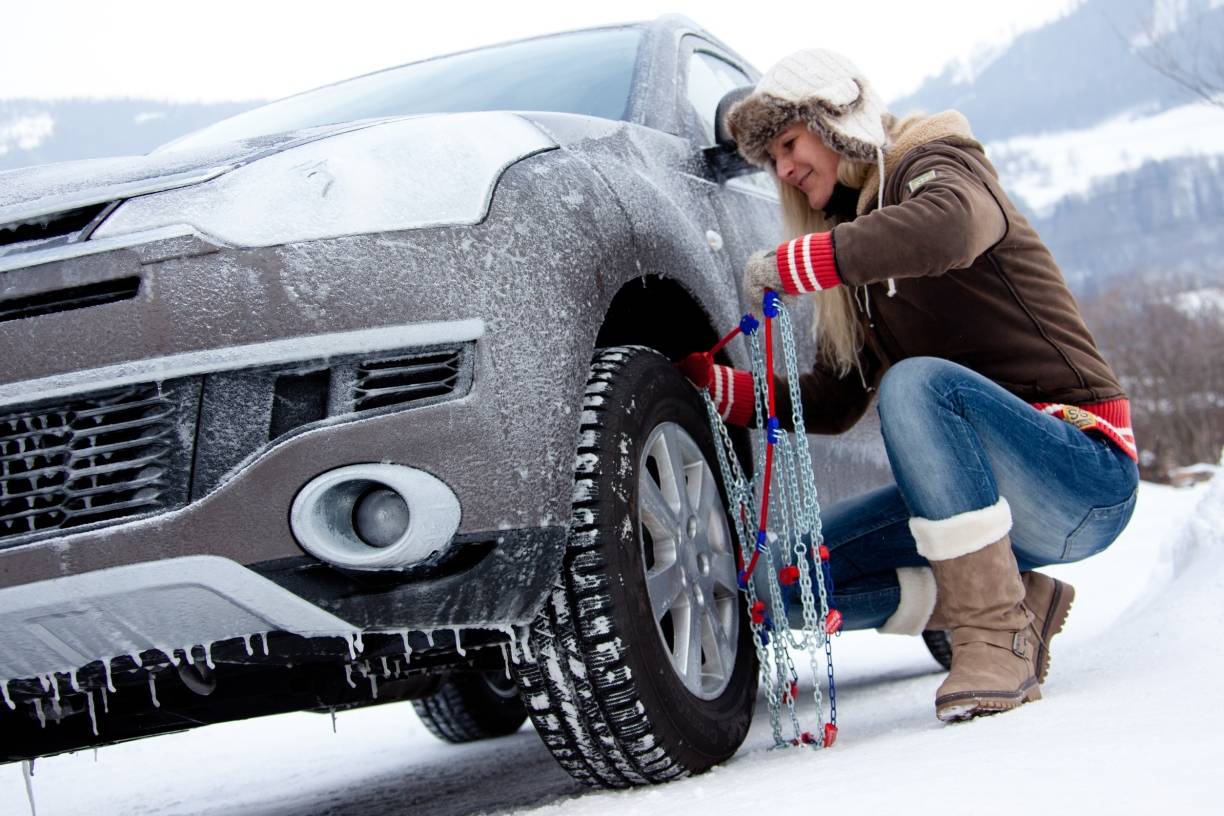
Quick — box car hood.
[0,119,402,227]
[0,112,558,254]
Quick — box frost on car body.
[0,15,797,778]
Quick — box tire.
[922,629,953,670]
[513,346,757,788]
[412,670,527,743]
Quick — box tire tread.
[514,347,692,787]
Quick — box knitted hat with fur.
[726,49,891,167]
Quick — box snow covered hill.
[3,473,1219,815]
[897,0,1224,291]
[891,0,1219,141]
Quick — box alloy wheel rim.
[637,421,739,700]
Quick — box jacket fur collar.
[855,110,981,214]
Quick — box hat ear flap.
[726,94,803,167]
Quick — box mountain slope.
[891,0,1215,142]
[1035,154,1224,291]
[896,0,1224,293]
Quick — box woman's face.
[767,123,841,210]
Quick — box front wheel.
[513,347,757,788]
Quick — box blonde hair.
[776,155,873,376]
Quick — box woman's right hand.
[743,233,844,312]
[742,249,785,313]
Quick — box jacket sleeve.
[774,350,881,435]
[830,149,1008,287]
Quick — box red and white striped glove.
[676,352,754,426]
[743,234,842,309]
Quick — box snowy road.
[4,478,1220,816]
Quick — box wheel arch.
[595,275,726,364]
[593,274,755,478]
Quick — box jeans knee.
[877,357,957,427]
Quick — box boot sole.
[1035,579,1076,683]
[936,678,1041,722]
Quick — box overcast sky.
[2,0,1082,105]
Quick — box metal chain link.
[777,305,838,728]
[701,299,837,751]
[703,395,784,746]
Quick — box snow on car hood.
[89,112,557,247]
[0,122,376,226]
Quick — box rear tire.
[513,346,756,788]
[412,671,527,743]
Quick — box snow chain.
[702,292,839,750]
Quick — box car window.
[162,28,643,152]
[685,50,775,197]
[727,171,778,197]
[685,51,751,146]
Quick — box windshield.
[162,28,642,152]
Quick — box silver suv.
[0,15,788,786]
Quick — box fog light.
[290,464,461,570]
[353,487,410,548]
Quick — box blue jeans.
[769,357,1139,631]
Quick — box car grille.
[1,343,473,544]
[0,383,194,543]
[0,277,142,324]
[353,349,464,412]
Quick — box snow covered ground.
[3,475,1221,816]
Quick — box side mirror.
[704,86,757,182]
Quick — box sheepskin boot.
[925,582,951,631]
[1021,571,1076,683]
[899,568,1076,681]
[929,535,1041,721]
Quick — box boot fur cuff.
[878,566,937,635]
[909,498,1013,562]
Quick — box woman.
[684,49,1139,722]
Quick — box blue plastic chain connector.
[763,290,781,318]
[767,416,781,444]
[763,612,775,632]
[739,313,760,336]
[737,570,749,590]
[755,530,768,554]
[759,629,771,646]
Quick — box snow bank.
[508,476,1224,816]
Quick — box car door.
[678,39,781,280]
[677,38,816,346]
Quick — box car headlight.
[91,112,555,247]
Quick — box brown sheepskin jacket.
[777,112,1126,434]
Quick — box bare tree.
[1135,0,1224,109]
[1081,272,1224,479]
